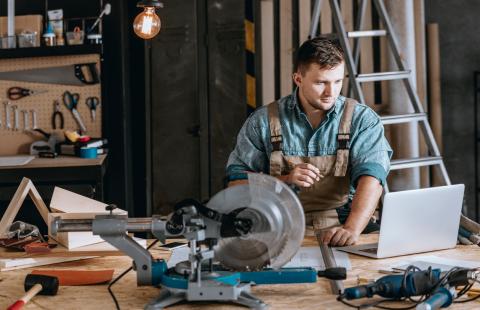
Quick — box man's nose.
[324,83,333,95]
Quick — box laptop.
[337,184,465,259]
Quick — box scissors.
[7,86,48,100]
[85,96,100,121]
[63,91,86,133]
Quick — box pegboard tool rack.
[0,44,104,156]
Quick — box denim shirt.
[226,91,393,194]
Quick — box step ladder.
[309,0,451,190]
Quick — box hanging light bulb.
[133,0,163,39]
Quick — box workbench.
[1,235,479,309]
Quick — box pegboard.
[0,54,102,156]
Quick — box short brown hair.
[294,36,344,74]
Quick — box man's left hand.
[320,226,359,246]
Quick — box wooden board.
[0,256,94,272]
[49,187,125,214]
[0,177,49,238]
[261,0,275,104]
[279,0,293,97]
[0,154,106,169]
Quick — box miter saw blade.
[207,173,305,271]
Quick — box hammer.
[7,274,58,310]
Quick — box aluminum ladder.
[309,0,451,189]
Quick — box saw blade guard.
[209,173,305,271]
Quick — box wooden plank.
[28,180,49,225]
[279,0,294,97]
[321,0,332,34]
[427,23,443,186]
[0,238,147,258]
[298,0,311,44]
[0,155,107,170]
[414,0,430,188]
[341,0,354,95]
[49,187,122,214]
[0,257,94,272]
[0,177,31,237]
[261,0,275,104]
[360,0,375,106]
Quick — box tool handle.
[7,87,29,100]
[72,108,87,133]
[7,283,43,310]
[74,63,100,85]
[416,288,452,310]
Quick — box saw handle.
[74,63,100,85]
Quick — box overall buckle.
[337,133,350,150]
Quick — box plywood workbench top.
[0,155,107,169]
[1,235,480,309]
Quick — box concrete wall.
[425,0,480,219]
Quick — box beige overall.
[268,99,357,236]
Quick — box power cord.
[108,239,159,310]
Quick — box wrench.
[12,105,18,131]
[21,110,29,130]
[31,110,38,129]
[4,101,11,130]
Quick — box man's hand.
[319,226,359,246]
[285,163,322,188]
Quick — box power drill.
[343,269,442,300]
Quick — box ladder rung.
[347,30,387,38]
[380,113,427,125]
[357,71,411,83]
[390,156,443,170]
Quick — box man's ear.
[293,71,302,87]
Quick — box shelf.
[0,45,102,59]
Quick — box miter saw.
[50,174,318,309]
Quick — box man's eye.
[335,80,342,84]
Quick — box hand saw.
[0,63,100,86]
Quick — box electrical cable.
[108,239,159,310]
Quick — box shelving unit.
[0,44,102,59]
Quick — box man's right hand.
[285,163,322,188]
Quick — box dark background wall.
[149,0,246,215]
[426,0,480,219]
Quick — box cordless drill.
[343,269,442,300]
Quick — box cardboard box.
[0,15,43,46]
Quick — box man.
[226,36,392,246]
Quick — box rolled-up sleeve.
[349,107,393,187]
[226,112,269,182]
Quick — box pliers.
[51,100,64,129]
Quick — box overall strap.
[334,98,357,176]
[267,101,284,176]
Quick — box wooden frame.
[0,177,49,238]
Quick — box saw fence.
[0,53,102,156]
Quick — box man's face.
[293,62,345,112]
